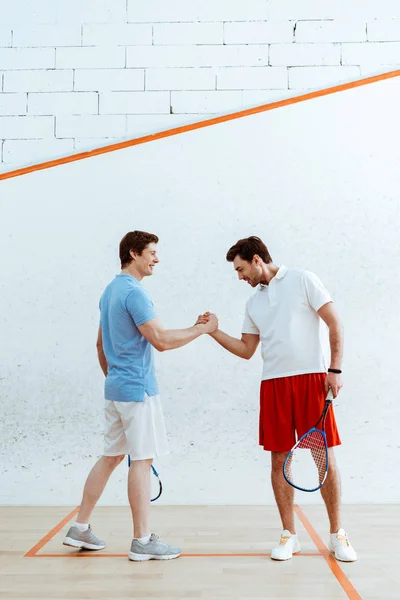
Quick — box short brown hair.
[119,231,159,268]
[226,236,272,264]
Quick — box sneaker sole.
[63,537,105,551]
[270,547,301,561]
[128,551,181,561]
[328,544,357,562]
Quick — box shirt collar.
[259,265,288,288]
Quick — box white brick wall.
[0,94,27,116]
[146,68,215,91]
[2,0,400,172]
[56,115,127,138]
[367,19,400,41]
[0,27,12,47]
[99,91,170,114]
[153,23,223,46]
[28,92,98,115]
[217,67,287,90]
[0,116,54,138]
[74,69,144,92]
[4,71,73,93]
[224,21,293,44]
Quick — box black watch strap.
[328,368,342,374]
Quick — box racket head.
[283,427,329,492]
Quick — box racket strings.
[284,430,328,490]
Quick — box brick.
[12,25,81,47]
[0,93,27,116]
[82,24,152,47]
[198,0,268,21]
[28,92,98,115]
[56,115,126,138]
[127,45,268,68]
[268,0,400,19]
[4,70,73,92]
[126,114,192,135]
[99,91,170,114]
[74,69,144,91]
[56,47,125,70]
[56,0,126,24]
[73,137,122,151]
[128,0,267,23]
[0,48,55,70]
[145,68,215,91]
[0,27,12,47]
[242,89,292,107]
[0,116,54,138]
[342,42,400,65]
[217,67,287,90]
[153,23,223,45]
[171,90,242,114]
[359,63,400,75]
[295,20,367,43]
[367,19,400,41]
[288,66,361,89]
[2,138,74,165]
[224,21,293,44]
[270,43,340,66]
[1,3,57,25]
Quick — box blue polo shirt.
[99,274,159,402]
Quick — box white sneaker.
[271,530,301,561]
[328,528,357,562]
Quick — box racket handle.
[326,388,334,401]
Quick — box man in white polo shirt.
[198,236,357,562]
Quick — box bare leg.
[320,448,341,533]
[271,452,296,534]
[128,458,153,539]
[77,455,125,523]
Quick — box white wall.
[2,0,400,171]
[1,74,399,505]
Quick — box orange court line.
[1,69,400,183]
[24,506,80,557]
[294,505,362,600]
[32,552,321,558]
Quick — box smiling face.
[130,242,159,277]
[233,254,263,287]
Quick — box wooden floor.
[0,505,396,600]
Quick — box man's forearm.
[209,329,250,359]
[160,325,204,351]
[329,321,343,369]
[97,347,108,376]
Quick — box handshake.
[195,311,219,335]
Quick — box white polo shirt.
[242,266,332,381]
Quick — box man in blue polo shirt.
[63,231,218,561]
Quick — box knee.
[103,454,125,468]
[271,452,287,473]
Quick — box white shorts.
[103,394,169,461]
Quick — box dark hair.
[226,236,272,264]
[119,231,159,268]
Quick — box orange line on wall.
[24,506,79,557]
[295,505,362,600]
[1,69,399,183]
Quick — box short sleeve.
[126,288,157,327]
[242,303,260,335]
[303,270,332,312]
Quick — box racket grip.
[326,388,334,400]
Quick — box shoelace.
[279,535,291,547]
[337,533,350,547]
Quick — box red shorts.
[259,373,341,452]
